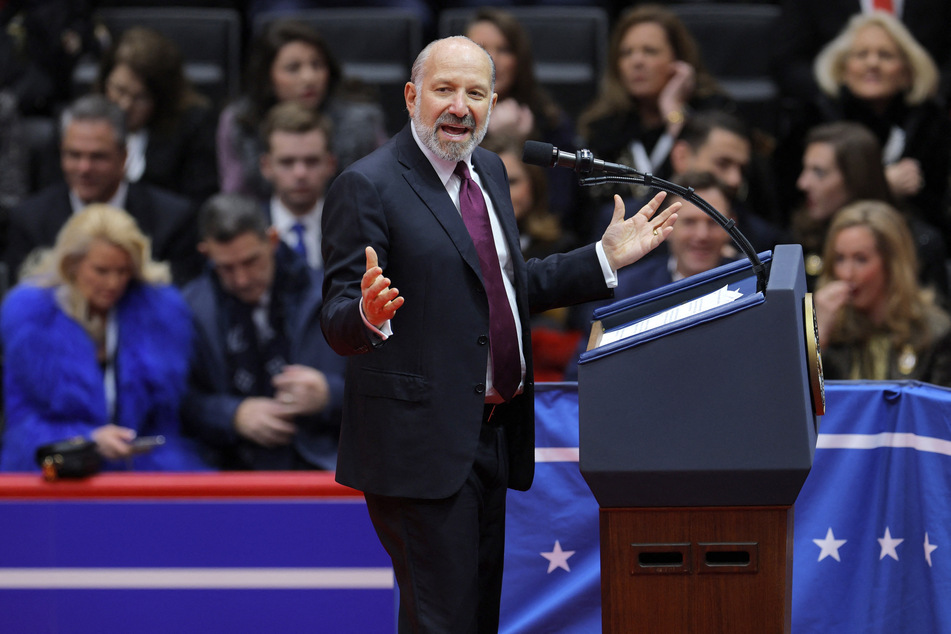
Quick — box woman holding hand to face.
[814,200,951,386]
[578,5,732,174]
[575,5,733,238]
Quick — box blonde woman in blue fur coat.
[0,204,206,471]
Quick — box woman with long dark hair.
[216,19,387,199]
[95,26,219,206]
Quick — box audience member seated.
[464,8,580,223]
[774,12,950,239]
[575,4,735,240]
[482,135,576,261]
[0,204,206,472]
[586,110,788,252]
[670,111,788,253]
[259,101,337,271]
[5,95,201,286]
[182,193,344,470]
[791,121,947,299]
[217,19,387,199]
[770,0,951,107]
[566,171,739,378]
[94,26,219,207]
[814,200,951,386]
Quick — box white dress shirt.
[361,125,620,400]
[270,196,323,269]
[69,181,129,214]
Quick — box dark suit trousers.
[364,413,509,634]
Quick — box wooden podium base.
[600,506,793,634]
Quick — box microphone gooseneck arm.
[521,141,768,293]
[581,172,768,293]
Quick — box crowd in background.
[1,0,950,472]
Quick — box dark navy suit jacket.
[181,245,345,470]
[320,124,614,499]
[4,180,201,285]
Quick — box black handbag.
[34,437,102,481]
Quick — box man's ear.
[197,240,209,255]
[404,81,417,116]
[669,140,691,175]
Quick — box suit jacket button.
[477,335,488,345]
[475,383,486,394]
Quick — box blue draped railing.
[2,381,949,633]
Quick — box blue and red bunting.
[504,381,951,634]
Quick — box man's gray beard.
[412,107,492,162]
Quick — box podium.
[577,245,821,633]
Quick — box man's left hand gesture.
[601,192,680,271]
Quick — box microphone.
[523,141,769,292]
[522,141,638,176]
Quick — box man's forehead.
[210,233,268,254]
[271,128,327,145]
[270,129,328,151]
[64,120,122,148]
[702,129,750,156]
[424,40,492,84]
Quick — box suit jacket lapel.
[395,128,482,277]
[46,184,75,239]
[124,183,158,240]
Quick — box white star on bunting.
[878,527,904,561]
[541,541,576,573]
[813,527,847,562]
[924,533,938,567]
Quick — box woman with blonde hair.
[814,200,951,385]
[776,11,950,238]
[0,205,206,471]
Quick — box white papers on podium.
[598,284,744,347]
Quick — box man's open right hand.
[361,246,404,327]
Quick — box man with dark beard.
[320,36,679,633]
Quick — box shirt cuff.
[596,240,618,289]
[360,298,393,340]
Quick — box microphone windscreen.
[521,140,554,167]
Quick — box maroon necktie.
[455,162,520,401]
